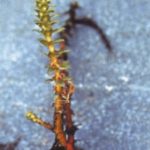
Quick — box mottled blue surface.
[0,0,150,150]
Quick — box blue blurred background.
[0,0,150,149]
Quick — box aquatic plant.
[26,0,76,149]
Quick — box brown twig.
[60,1,113,52]
[75,17,112,52]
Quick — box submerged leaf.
[53,27,65,34]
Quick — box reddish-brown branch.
[65,103,76,150]
[59,42,76,150]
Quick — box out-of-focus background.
[0,0,150,149]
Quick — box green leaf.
[49,20,58,25]
[39,49,49,57]
[39,39,52,47]
[56,49,70,57]
[52,27,65,34]
[54,39,64,43]
[48,9,54,13]
[60,61,70,70]
[63,76,72,81]
[45,77,54,83]
[32,29,41,33]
